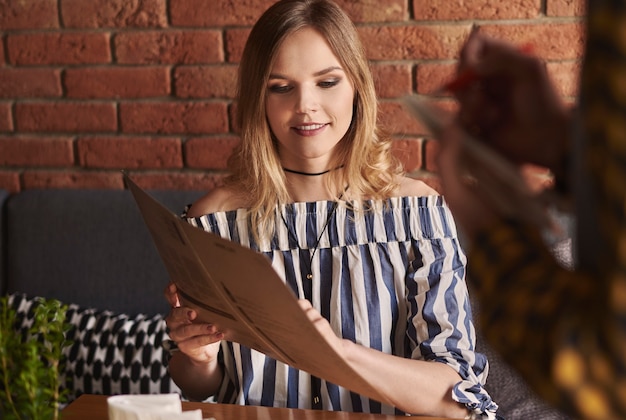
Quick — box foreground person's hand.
[436,124,498,240]
[454,34,571,179]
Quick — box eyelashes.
[268,84,292,94]
[268,78,341,94]
[318,79,340,88]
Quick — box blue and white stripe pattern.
[184,195,497,417]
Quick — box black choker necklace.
[282,165,344,176]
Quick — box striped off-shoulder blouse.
[183,195,497,417]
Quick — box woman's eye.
[268,84,292,94]
[319,79,340,88]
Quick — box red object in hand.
[443,69,479,93]
[442,43,535,94]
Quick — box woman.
[164,0,496,418]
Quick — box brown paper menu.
[124,174,388,406]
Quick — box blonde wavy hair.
[224,0,403,241]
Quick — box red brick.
[7,33,111,66]
[423,138,440,172]
[16,102,117,133]
[546,61,581,98]
[77,137,183,169]
[358,25,472,61]
[335,0,407,22]
[371,63,412,99]
[65,67,170,99]
[415,63,457,95]
[0,0,58,30]
[225,28,250,63]
[0,171,20,193]
[229,102,239,133]
[413,0,540,20]
[0,41,5,66]
[0,136,74,166]
[22,170,125,189]
[477,23,584,60]
[391,138,423,172]
[61,0,167,28]
[115,31,223,64]
[128,171,224,191]
[0,103,13,132]
[547,0,586,17]
[380,99,458,137]
[379,101,426,136]
[419,101,470,172]
[185,136,239,169]
[119,102,228,134]
[170,0,273,26]
[174,65,238,99]
[0,68,62,98]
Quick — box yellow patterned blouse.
[467,1,626,418]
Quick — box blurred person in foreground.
[436,0,626,418]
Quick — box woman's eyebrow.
[268,66,344,80]
[313,66,343,76]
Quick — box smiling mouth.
[294,123,327,131]
[291,123,327,137]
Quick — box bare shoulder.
[185,186,248,217]
[395,176,439,197]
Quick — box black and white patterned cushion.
[8,293,181,402]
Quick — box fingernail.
[472,37,485,58]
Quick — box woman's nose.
[295,87,318,114]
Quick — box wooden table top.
[62,394,454,419]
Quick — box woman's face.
[265,27,355,170]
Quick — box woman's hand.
[297,299,346,354]
[164,283,222,366]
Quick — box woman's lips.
[291,123,328,136]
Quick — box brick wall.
[0,0,585,193]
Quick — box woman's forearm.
[168,351,224,401]
[341,340,468,418]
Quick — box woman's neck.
[284,171,345,203]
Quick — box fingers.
[297,298,321,321]
[163,285,223,365]
[166,306,224,360]
[460,35,538,80]
[452,34,565,165]
[297,298,313,310]
[169,318,223,344]
[458,30,485,71]
[164,282,181,308]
